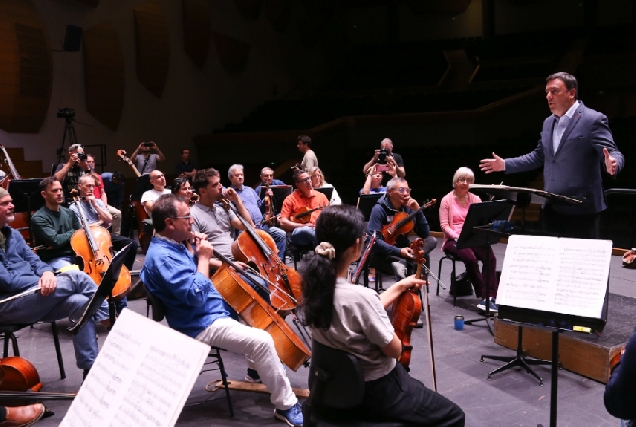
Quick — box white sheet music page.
[60,309,209,427]
[497,235,611,319]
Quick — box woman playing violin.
[172,177,197,206]
[439,167,498,312]
[301,205,465,426]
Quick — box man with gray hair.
[362,138,405,178]
[228,165,286,257]
[54,144,91,205]
[367,177,436,283]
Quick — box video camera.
[57,108,75,120]
[377,149,390,164]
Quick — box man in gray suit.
[480,72,624,238]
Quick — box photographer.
[53,144,91,205]
[130,141,165,175]
[362,138,405,178]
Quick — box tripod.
[56,117,80,164]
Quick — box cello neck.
[73,198,99,255]
[222,200,275,260]
[0,145,21,179]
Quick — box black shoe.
[83,369,90,381]
[414,320,424,328]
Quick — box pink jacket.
[439,190,482,251]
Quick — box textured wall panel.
[83,22,125,131]
[408,0,472,15]
[0,0,52,133]
[234,0,263,21]
[212,32,250,74]
[265,0,291,33]
[182,0,210,68]
[134,0,169,98]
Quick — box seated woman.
[309,167,341,204]
[172,177,196,205]
[439,167,498,312]
[301,204,465,426]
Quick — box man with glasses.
[54,144,91,206]
[85,154,122,236]
[279,170,329,248]
[367,177,437,284]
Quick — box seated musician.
[0,186,109,379]
[69,174,139,312]
[140,170,171,214]
[309,167,341,205]
[279,170,329,248]
[255,167,285,197]
[172,177,196,203]
[300,205,465,426]
[360,163,397,195]
[367,177,437,282]
[228,164,286,258]
[86,154,122,236]
[605,326,636,426]
[439,167,498,312]
[31,178,80,270]
[140,194,303,427]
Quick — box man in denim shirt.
[0,187,109,378]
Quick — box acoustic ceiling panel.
[0,0,52,133]
[83,21,125,131]
[134,0,170,98]
[182,0,210,68]
[212,31,250,74]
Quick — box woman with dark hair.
[301,205,465,427]
[172,177,197,205]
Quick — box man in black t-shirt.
[175,149,196,180]
[53,144,91,205]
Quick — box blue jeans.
[0,271,109,370]
[290,226,316,247]
[47,255,77,272]
[261,225,286,258]
[622,420,634,427]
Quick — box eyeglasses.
[297,177,311,184]
[457,177,474,183]
[170,215,191,220]
[395,187,411,194]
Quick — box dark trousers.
[362,364,465,427]
[444,240,497,299]
[542,204,600,239]
[371,235,437,281]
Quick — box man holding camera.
[362,138,405,178]
[130,141,165,175]
[54,144,91,205]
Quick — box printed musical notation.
[497,236,611,319]
[61,309,209,427]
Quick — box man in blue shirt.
[254,167,285,197]
[0,186,109,378]
[228,165,286,257]
[140,194,303,427]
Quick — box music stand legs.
[464,242,495,336]
[480,326,550,385]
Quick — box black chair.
[145,291,234,417]
[287,240,314,270]
[0,322,66,379]
[437,253,459,306]
[304,339,410,427]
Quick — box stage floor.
[20,242,636,427]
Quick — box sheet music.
[497,235,611,319]
[61,309,209,427]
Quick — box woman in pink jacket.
[439,167,498,312]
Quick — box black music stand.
[260,185,292,213]
[456,200,514,334]
[67,243,132,334]
[314,186,333,201]
[357,193,383,221]
[8,179,44,246]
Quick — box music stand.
[357,193,383,221]
[8,179,44,246]
[314,187,333,201]
[67,243,132,334]
[456,200,514,334]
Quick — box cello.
[381,199,436,246]
[219,200,302,310]
[211,250,311,371]
[261,183,277,227]
[69,191,132,298]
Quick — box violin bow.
[412,239,437,392]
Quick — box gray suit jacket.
[505,102,624,215]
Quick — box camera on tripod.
[57,108,75,120]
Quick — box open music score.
[497,235,612,319]
[61,309,209,427]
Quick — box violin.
[262,184,277,227]
[390,239,424,373]
[220,200,302,309]
[69,191,132,298]
[381,199,436,246]
[291,206,325,224]
[351,232,376,285]
[189,193,199,206]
